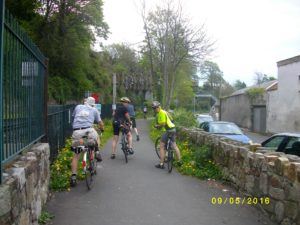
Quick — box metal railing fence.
[0,6,47,183]
[47,105,75,162]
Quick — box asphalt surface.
[46,119,275,225]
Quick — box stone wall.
[0,143,50,225]
[178,128,300,225]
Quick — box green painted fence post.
[0,0,5,184]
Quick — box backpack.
[166,111,174,122]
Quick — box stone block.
[286,163,300,182]
[275,201,285,223]
[259,173,268,194]
[284,201,298,220]
[271,175,282,188]
[275,157,290,176]
[262,198,276,213]
[245,175,255,193]
[264,155,276,162]
[285,184,300,202]
[269,187,285,200]
[238,147,249,159]
[0,185,11,216]
[280,218,291,225]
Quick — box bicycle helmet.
[85,97,96,106]
[151,101,160,109]
[120,97,131,103]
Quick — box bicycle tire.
[167,149,173,173]
[155,137,161,159]
[85,150,96,190]
[121,134,128,163]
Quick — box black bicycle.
[72,133,98,190]
[155,133,175,173]
[120,123,131,163]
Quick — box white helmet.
[85,97,96,107]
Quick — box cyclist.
[111,97,133,159]
[70,97,104,187]
[143,105,148,119]
[127,102,140,141]
[152,101,182,169]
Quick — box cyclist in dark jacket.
[111,97,133,159]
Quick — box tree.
[140,0,214,108]
[253,72,276,85]
[234,80,247,90]
[199,61,224,98]
[11,0,110,103]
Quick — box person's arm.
[98,120,104,131]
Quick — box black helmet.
[151,101,160,109]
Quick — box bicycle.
[155,132,175,173]
[72,133,98,190]
[120,122,131,163]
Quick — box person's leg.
[172,142,181,161]
[111,121,120,159]
[70,152,81,186]
[127,131,134,154]
[155,133,167,169]
[111,135,119,156]
[71,153,81,174]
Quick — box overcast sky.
[101,0,300,85]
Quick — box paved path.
[46,119,274,225]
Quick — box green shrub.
[149,117,222,180]
[172,108,197,128]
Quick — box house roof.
[229,80,278,97]
[277,55,300,67]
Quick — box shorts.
[113,120,130,136]
[130,117,137,128]
[71,128,99,150]
[161,128,176,143]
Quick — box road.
[243,130,271,144]
[45,120,274,225]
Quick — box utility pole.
[112,73,116,111]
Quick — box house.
[266,55,300,133]
[220,80,277,133]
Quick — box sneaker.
[70,174,77,187]
[110,154,116,159]
[128,148,134,155]
[155,163,164,169]
[95,151,102,162]
[136,135,140,141]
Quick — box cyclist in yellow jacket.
[152,101,182,169]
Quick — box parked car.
[196,114,213,126]
[200,121,252,144]
[260,133,300,156]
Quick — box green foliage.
[7,0,110,103]
[234,80,247,90]
[50,119,113,191]
[172,108,197,128]
[245,87,265,99]
[177,142,222,179]
[149,119,222,179]
[38,211,54,225]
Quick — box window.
[263,136,285,148]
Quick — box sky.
[101,0,300,86]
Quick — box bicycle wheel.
[85,150,96,190]
[121,134,128,163]
[155,137,161,159]
[167,148,174,173]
